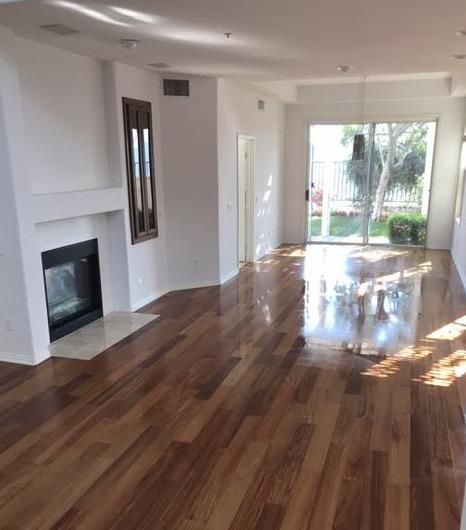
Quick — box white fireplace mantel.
[31,187,126,224]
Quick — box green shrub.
[387,213,426,245]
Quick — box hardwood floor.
[0,244,465,529]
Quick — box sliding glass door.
[307,124,370,244]
[366,121,436,245]
[306,120,436,246]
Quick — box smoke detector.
[118,39,141,50]
[336,65,353,73]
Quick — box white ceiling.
[1,0,466,82]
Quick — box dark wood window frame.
[122,97,159,244]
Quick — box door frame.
[305,117,439,247]
[237,134,255,264]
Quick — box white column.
[0,27,50,364]
[421,123,436,216]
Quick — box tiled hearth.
[49,312,158,360]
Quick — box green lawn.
[310,215,388,238]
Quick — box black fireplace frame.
[42,238,103,342]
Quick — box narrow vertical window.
[122,98,158,243]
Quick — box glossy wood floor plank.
[0,244,465,529]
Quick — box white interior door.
[238,135,254,263]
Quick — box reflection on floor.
[0,244,465,529]
[300,245,425,357]
[310,234,390,245]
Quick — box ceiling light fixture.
[336,65,353,73]
[118,38,141,50]
[450,53,466,60]
[352,76,368,160]
[55,1,128,26]
[455,29,466,37]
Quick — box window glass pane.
[143,127,156,230]
[132,127,145,233]
[123,98,158,243]
[456,140,466,219]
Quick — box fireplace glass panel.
[44,259,94,327]
[42,239,103,342]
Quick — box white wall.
[217,79,285,281]
[451,115,466,286]
[15,39,112,194]
[0,32,172,364]
[0,27,53,365]
[160,75,220,289]
[0,28,287,364]
[284,86,465,249]
[0,27,36,364]
[108,63,170,309]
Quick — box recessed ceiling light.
[450,53,466,60]
[118,39,141,50]
[336,65,353,73]
[456,29,466,37]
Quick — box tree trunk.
[372,123,410,221]
[372,128,394,220]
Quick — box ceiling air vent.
[149,63,171,70]
[258,99,265,111]
[163,78,190,97]
[39,24,80,36]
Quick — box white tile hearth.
[49,312,159,360]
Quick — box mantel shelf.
[32,187,126,224]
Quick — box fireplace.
[42,239,103,342]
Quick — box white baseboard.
[220,268,239,284]
[130,273,239,312]
[130,279,224,310]
[130,289,169,312]
[0,350,39,366]
[170,279,220,292]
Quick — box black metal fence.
[310,161,421,205]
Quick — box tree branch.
[393,123,411,140]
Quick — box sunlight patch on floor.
[349,247,408,263]
[362,344,434,378]
[413,350,466,387]
[426,316,466,341]
[374,261,432,285]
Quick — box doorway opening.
[306,121,437,246]
[238,134,255,266]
